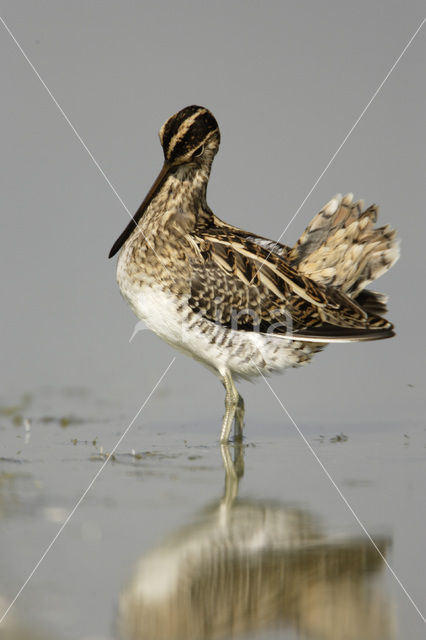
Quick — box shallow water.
[0,389,425,639]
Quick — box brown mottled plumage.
[109,105,399,442]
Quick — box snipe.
[109,105,399,442]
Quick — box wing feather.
[188,226,393,341]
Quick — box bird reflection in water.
[119,444,395,640]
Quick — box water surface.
[1,389,425,639]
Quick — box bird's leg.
[232,437,245,479]
[220,370,245,443]
[234,394,245,442]
[220,441,245,507]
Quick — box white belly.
[117,242,316,378]
[117,253,318,378]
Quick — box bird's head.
[108,105,220,258]
[159,105,220,169]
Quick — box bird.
[109,105,399,443]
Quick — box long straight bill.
[108,163,170,258]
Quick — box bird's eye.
[192,145,204,159]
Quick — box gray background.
[1,0,425,428]
[0,2,426,639]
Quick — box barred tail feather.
[290,193,400,303]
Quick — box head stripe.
[166,108,208,158]
[159,106,205,152]
[170,118,219,161]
